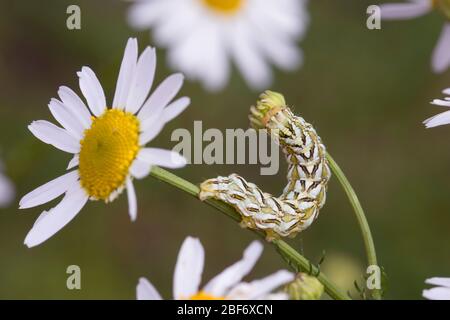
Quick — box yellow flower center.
[189,291,225,300]
[79,109,140,201]
[434,0,450,19]
[202,0,244,14]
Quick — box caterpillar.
[199,91,331,241]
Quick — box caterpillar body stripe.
[199,91,331,240]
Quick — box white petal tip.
[23,237,36,248]
[173,73,185,81]
[175,156,187,168]
[423,120,448,128]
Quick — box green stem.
[326,153,381,300]
[150,166,350,300]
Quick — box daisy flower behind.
[423,277,450,300]
[423,88,450,127]
[137,236,294,300]
[127,0,309,91]
[380,0,450,73]
[20,38,190,248]
[0,160,15,208]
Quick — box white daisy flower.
[137,236,294,300]
[380,0,450,73]
[423,277,450,300]
[423,87,450,127]
[127,0,309,91]
[19,38,190,248]
[0,160,15,208]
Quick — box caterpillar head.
[249,91,287,129]
[250,91,297,142]
[199,176,235,201]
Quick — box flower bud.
[286,273,324,300]
[249,90,287,129]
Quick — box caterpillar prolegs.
[199,91,331,241]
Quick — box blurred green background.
[0,0,449,299]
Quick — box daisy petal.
[264,293,290,300]
[137,278,162,300]
[173,237,204,300]
[186,24,229,92]
[138,73,184,123]
[424,110,450,128]
[162,97,190,124]
[67,155,79,170]
[127,1,168,30]
[252,0,305,38]
[230,270,294,300]
[256,33,302,71]
[248,0,307,40]
[129,158,151,180]
[432,23,450,73]
[57,86,92,129]
[126,46,157,114]
[138,148,187,169]
[423,287,450,300]
[28,120,80,154]
[167,27,210,83]
[48,98,84,139]
[24,183,88,248]
[19,171,79,209]
[113,38,138,110]
[443,88,450,95]
[77,67,106,116]
[126,177,137,222]
[231,21,272,90]
[431,99,450,107]
[151,1,199,47]
[425,277,450,288]
[139,119,165,146]
[380,1,431,20]
[204,241,263,297]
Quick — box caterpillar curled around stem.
[199,91,331,241]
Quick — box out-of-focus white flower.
[423,87,450,127]
[137,236,294,300]
[127,0,309,91]
[423,277,450,300]
[380,0,450,73]
[20,38,189,248]
[0,161,15,208]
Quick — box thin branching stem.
[150,166,350,300]
[326,153,381,300]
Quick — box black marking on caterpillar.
[199,91,331,241]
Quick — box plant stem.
[150,166,350,300]
[326,153,381,300]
